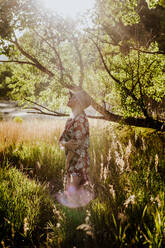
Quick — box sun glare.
[40,0,95,18]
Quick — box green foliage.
[159,0,165,8]
[13,116,23,123]
[93,1,165,119]
[112,213,129,247]
[0,0,92,109]
[96,0,165,51]
[0,165,57,247]
[0,142,65,188]
[49,208,87,248]
[141,192,165,248]
[0,64,13,99]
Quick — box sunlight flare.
[40,0,95,18]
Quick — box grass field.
[0,118,165,248]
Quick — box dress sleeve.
[59,119,70,143]
[59,130,66,143]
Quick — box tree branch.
[90,37,140,104]
[32,29,73,83]
[71,36,84,87]
[12,34,54,77]
[136,50,149,118]
[89,37,122,84]
[85,29,118,47]
[27,109,68,117]
[132,47,165,55]
[25,98,106,119]
[25,96,165,131]
[9,33,75,90]
[32,29,75,85]
[0,60,36,66]
[24,98,65,116]
[139,59,157,82]
[86,30,165,56]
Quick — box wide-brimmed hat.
[69,90,91,110]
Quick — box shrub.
[13,116,23,123]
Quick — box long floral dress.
[59,111,90,185]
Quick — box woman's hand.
[59,140,66,150]
[59,139,78,151]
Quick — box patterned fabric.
[59,111,90,184]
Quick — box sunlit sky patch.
[40,0,95,19]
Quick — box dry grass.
[0,119,66,147]
[0,118,110,147]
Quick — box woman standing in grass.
[56,89,94,208]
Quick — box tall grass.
[0,119,165,247]
[0,119,65,146]
[0,166,57,248]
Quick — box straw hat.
[69,90,91,110]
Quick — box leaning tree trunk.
[89,96,165,131]
[26,90,165,132]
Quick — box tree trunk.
[90,97,165,131]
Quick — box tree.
[94,0,165,54]
[0,63,13,99]
[0,0,164,130]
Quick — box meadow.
[0,118,165,248]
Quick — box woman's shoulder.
[75,112,87,122]
[67,117,73,122]
[65,117,73,127]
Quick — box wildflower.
[56,223,61,228]
[24,217,29,236]
[150,196,155,204]
[109,184,116,199]
[85,210,91,224]
[36,161,41,170]
[77,223,94,238]
[107,149,111,162]
[142,137,146,150]
[115,151,125,174]
[53,207,63,221]
[11,223,15,239]
[100,154,104,180]
[125,139,132,159]
[124,195,135,208]
[1,241,5,248]
[155,195,161,208]
[155,154,158,173]
[103,166,108,182]
[118,212,127,223]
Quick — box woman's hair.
[69,90,91,110]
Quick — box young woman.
[56,90,94,208]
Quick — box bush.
[13,116,23,123]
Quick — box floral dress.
[59,111,90,185]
